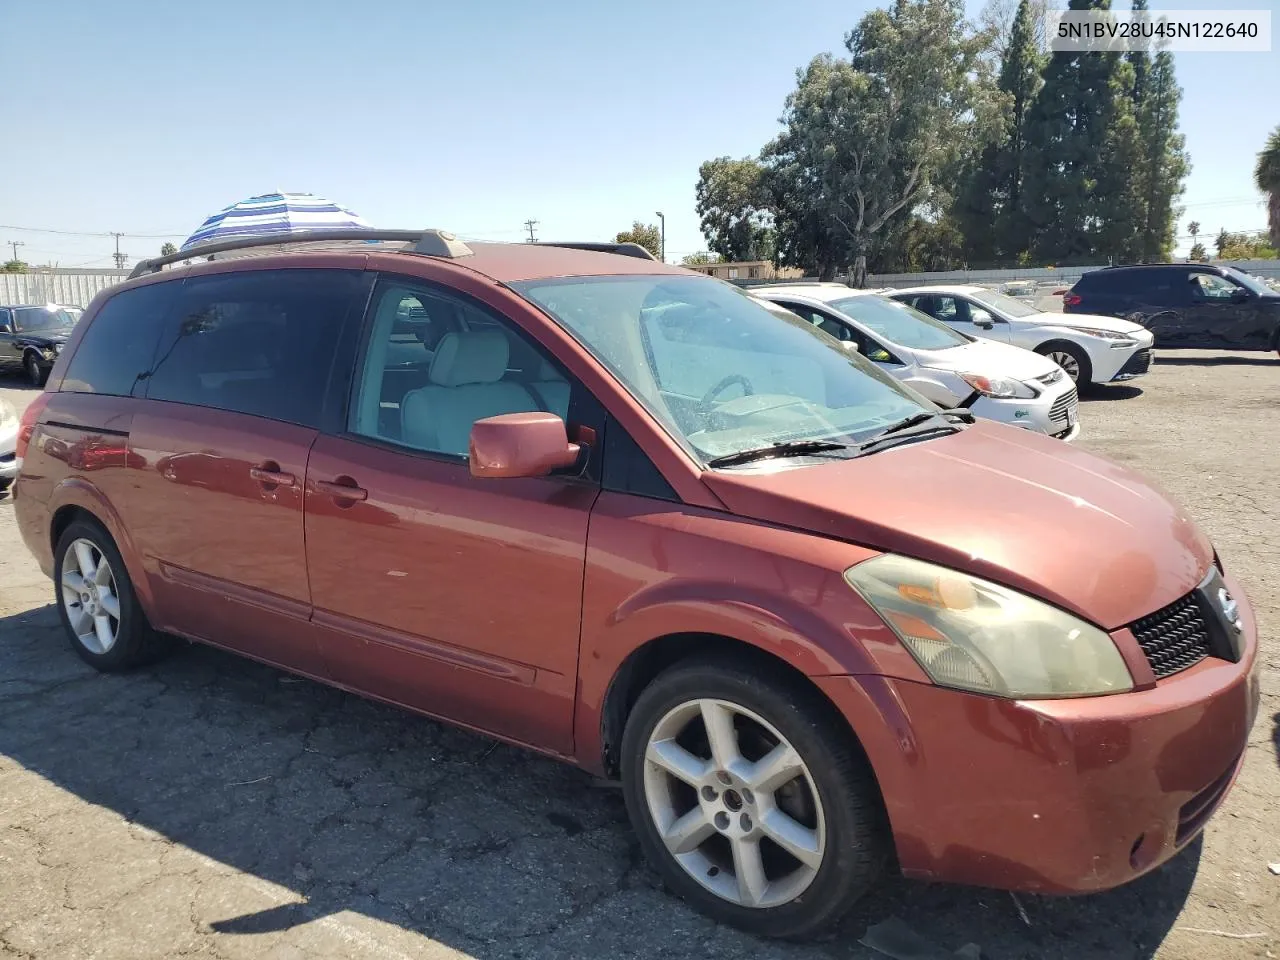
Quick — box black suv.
[1064,264,1280,353]
[0,304,83,385]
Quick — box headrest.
[429,329,510,387]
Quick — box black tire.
[620,657,888,940]
[0,477,11,495]
[53,517,166,671]
[1035,340,1092,388]
[24,352,47,387]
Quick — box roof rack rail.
[539,241,658,262]
[128,229,473,280]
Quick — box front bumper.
[971,386,1079,441]
[816,574,1260,896]
[1089,334,1156,383]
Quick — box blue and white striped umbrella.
[181,192,372,251]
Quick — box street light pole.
[655,211,665,263]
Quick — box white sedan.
[0,398,18,493]
[753,285,1081,441]
[888,284,1155,388]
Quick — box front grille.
[1129,592,1212,679]
[1048,387,1078,425]
[1115,348,1153,379]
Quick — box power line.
[0,223,189,238]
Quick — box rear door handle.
[315,478,368,502]
[250,463,297,487]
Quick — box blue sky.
[3,0,1276,268]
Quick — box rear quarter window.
[60,282,176,396]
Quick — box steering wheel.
[697,374,755,422]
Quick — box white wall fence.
[0,270,131,308]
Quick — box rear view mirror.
[469,412,582,479]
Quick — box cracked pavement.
[2,352,1278,960]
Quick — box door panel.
[127,405,324,673]
[304,435,596,753]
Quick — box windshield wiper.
[856,408,973,455]
[707,439,849,468]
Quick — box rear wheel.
[24,352,46,387]
[620,659,887,939]
[53,518,165,670]
[1036,341,1092,387]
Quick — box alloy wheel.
[1047,350,1080,381]
[642,697,827,909]
[60,538,121,655]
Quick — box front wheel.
[1036,341,1092,387]
[24,352,47,387]
[620,659,888,939]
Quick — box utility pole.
[524,219,539,243]
[7,240,24,262]
[110,232,128,270]
[655,211,665,262]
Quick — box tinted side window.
[602,418,678,502]
[146,269,363,428]
[61,282,175,396]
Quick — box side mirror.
[469,412,581,479]
[970,309,996,329]
[1230,287,1251,303]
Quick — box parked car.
[0,304,83,385]
[13,232,1259,939]
[890,284,1155,388]
[0,398,17,492]
[752,284,1081,440]
[1000,279,1037,300]
[1064,263,1280,354]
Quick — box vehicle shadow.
[0,605,1200,959]
[1081,385,1143,402]
[1155,355,1277,367]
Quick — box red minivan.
[12,231,1261,939]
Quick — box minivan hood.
[702,422,1212,630]
[919,339,1059,381]
[1033,312,1148,335]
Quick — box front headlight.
[1059,326,1138,346]
[957,372,1037,399]
[845,555,1133,698]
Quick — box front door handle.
[250,462,297,487]
[315,478,368,503]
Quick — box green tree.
[979,0,1052,58]
[763,0,993,285]
[1022,0,1144,263]
[1188,242,1206,261]
[160,242,178,257]
[1216,230,1276,260]
[2,260,27,273]
[680,251,719,266]
[1255,126,1280,248]
[1126,0,1189,262]
[694,158,775,262]
[614,222,662,259]
[956,0,1044,264]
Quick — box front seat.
[400,329,539,456]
